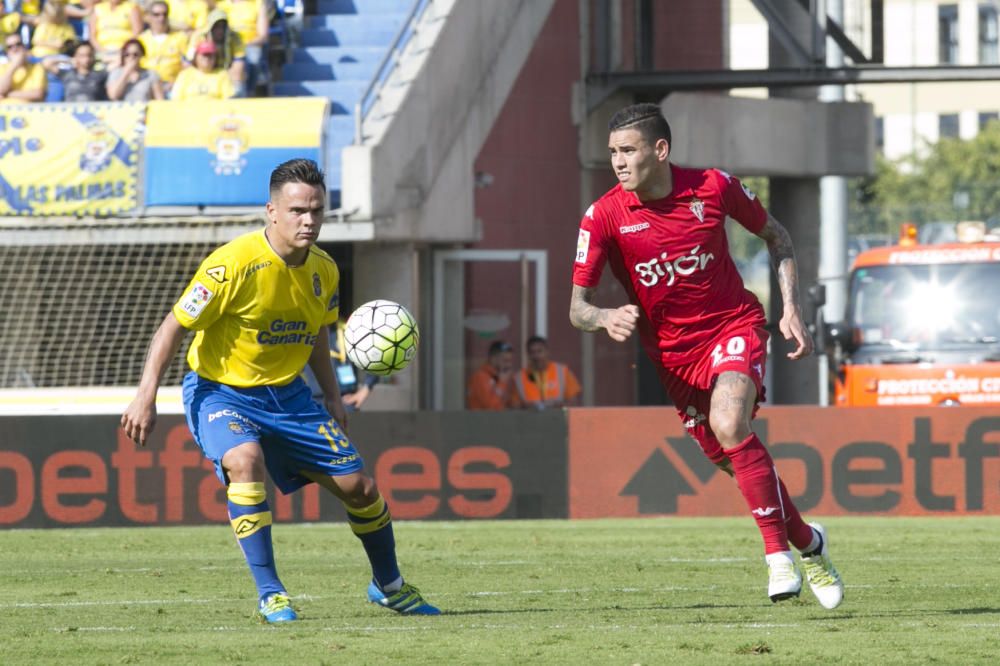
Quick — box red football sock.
[779,478,816,551]
[725,433,789,554]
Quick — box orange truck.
[825,223,1000,406]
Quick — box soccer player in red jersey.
[570,103,843,609]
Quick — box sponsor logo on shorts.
[683,405,707,430]
[208,408,249,423]
[329,453,360,466]
[713,354,747,367]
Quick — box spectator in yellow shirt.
[0,34,46,104]
[217,0,267,92]
[139,1,188,92]
[0,8,22,43]
[170,39,234,100]
[28,2,77,59]
[165,0,208,35]
[186,9,245,93]
[89,0,143,65]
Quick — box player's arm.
[308,324,348,429]
[121,312,188,446]
[569,284,639,342]
[755,212,814,360]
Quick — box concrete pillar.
[353,242,420,411]
[768,0,822,404]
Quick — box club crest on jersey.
[313,273,321,297]
[689,198,705,223]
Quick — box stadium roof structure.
[584,0,1000,111]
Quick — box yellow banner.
[0,102,142,216]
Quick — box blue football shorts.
[182,371,365,493]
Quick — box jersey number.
[318,420,342,452]
[711,336,746,366]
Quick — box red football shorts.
[655,324,769,463]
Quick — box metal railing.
[353,0,431,145]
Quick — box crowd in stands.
[0,0,272,103]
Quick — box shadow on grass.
[436,602,748,617]
[806,606,1000,622]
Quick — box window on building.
[874,116,884,153]
[939,113,960,139]
[980,112,999,129]
[981,5,999,64]
[939,5,960,64]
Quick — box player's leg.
[221,442,295,622]
[269,377,439,615]
[708,370,803,601]
[182,372,294,623]
[304,469,439,615]
[706,330,842,608]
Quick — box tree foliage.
[851,122,1000,236]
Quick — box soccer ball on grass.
[343,299,419,376]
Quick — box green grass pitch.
[2,517,998,664]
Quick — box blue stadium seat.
[272,80,368,113]
[281,60,379,82]
[291,46,385,65]
[273,0,411,204]
[317,0,407,14]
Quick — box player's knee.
[221,444,265,482]
[338,473,380,508]
[710,412,750,448]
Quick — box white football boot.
[800,522,844,610]
[766,550,802,602]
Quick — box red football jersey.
[572,164,768,368]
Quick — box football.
[343,299,420,376]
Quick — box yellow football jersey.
[173,229,340,387]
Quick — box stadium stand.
[274,0,410,206]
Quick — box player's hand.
[342,385,370,409]
[121,398,157,446]
[326,397,348,434]
[603,304,639,342]
[779,306,814,360]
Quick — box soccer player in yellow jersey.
[121,159,439,622]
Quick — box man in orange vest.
[467,340,521,410]
[514,335,581,410]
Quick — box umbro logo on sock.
[752,506,778,517]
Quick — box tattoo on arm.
[569,284,606,332]
[757,213,801,310]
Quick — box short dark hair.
[526,335,547,349]
[488,340,513,357]
[608,103,671,146]
[269,159,326,199]
[68,40,95,58]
